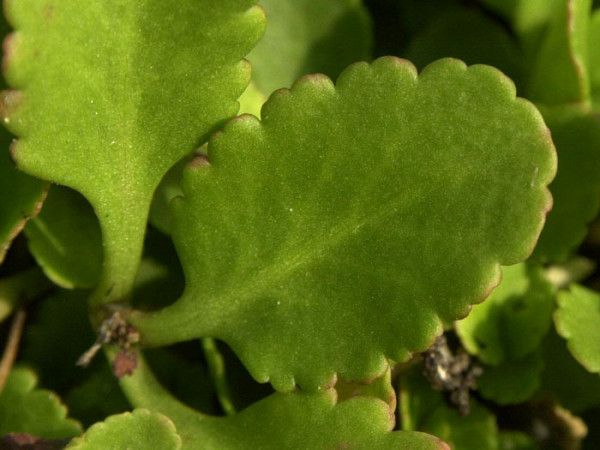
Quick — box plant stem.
[0,309,26,393]
[202,338,236,416]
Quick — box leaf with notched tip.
[132,57,556,392]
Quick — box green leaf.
[132,57,556,392]
[477,351,544,405]
[399,366,499,450]
[498,431,538,450]
[245,0,372,95]
[116,350,447,449]
[403,9,523,86]
[0,366,82,439]
[532,105,600,262]
[528,0,592,104]
[24,186,103,289]
[66,409,181,450]
[456,263,555,365]
[589,8,600,109]
[540,329,600,414]
[554,284,600,374]
[1,0,266,305]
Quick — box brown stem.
[0,309,26,393]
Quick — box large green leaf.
[0,366,82,439]
[132,57,556,391]
[456,263,555,365]
[66,409,181,450]
[532,105,600,262]
[116,350,447,449]
[554,284,600,374]
[24,186,103,289]
[1,0,265,305]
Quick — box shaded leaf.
[477,351,544,405]
[455,263,555,365]
[403,9,523,86]
[66,409,181,450]
[24,186,103,289]
[554,284,600,374]
[1,0,266,305]
[0,367,81,439]
[117,350,447,449]
[533,104,600,262]
[246,0,372,95]
[528,0,592,104]
[540,329,600,414]
[589,8,600,109]
[132,57,555,392]
[498,431,538,450]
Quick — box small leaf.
[532,104,600,262]
[0,366,82,439]
[456,263,555,365]
[2,0,266,305]
[117,350,447,449]
[528,0,592,104]
[66,409,181,450]
[540,329,600,414]
[477,351,544,405]
[24,186,103,289]
[399,366,499,450]
[554,284,600,374]
[132,57,556,392]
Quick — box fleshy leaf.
[1,0,266,305]
[399,366,499,450]
[540,329,600,413]
[528,0,592,104]
[456,263,555,366]
[245,0,372,95]
[476,351,544,405]
[554,284,600,374]
[24,186,103,289]
[0,366,82,439]
[66,409,181,450]
[532,105,600,262]
[132,57,556,392]
[116,350,447,449]
[403,9,523,86]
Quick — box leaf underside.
[132,57,556,392]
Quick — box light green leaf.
[528,0,592,104]
[0,366,82,439]
[24,186,103,289]
[403,10,523,86]
[246,0,372,95]
[116,350,447,449]
[477,351,544,405]
[2,0,266,305]
[456,263,555,365]
[555,284,600,374]
[399,366,499,450]
[533,105,600,262]
[66,409,181,450]
[132,57,556,392]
